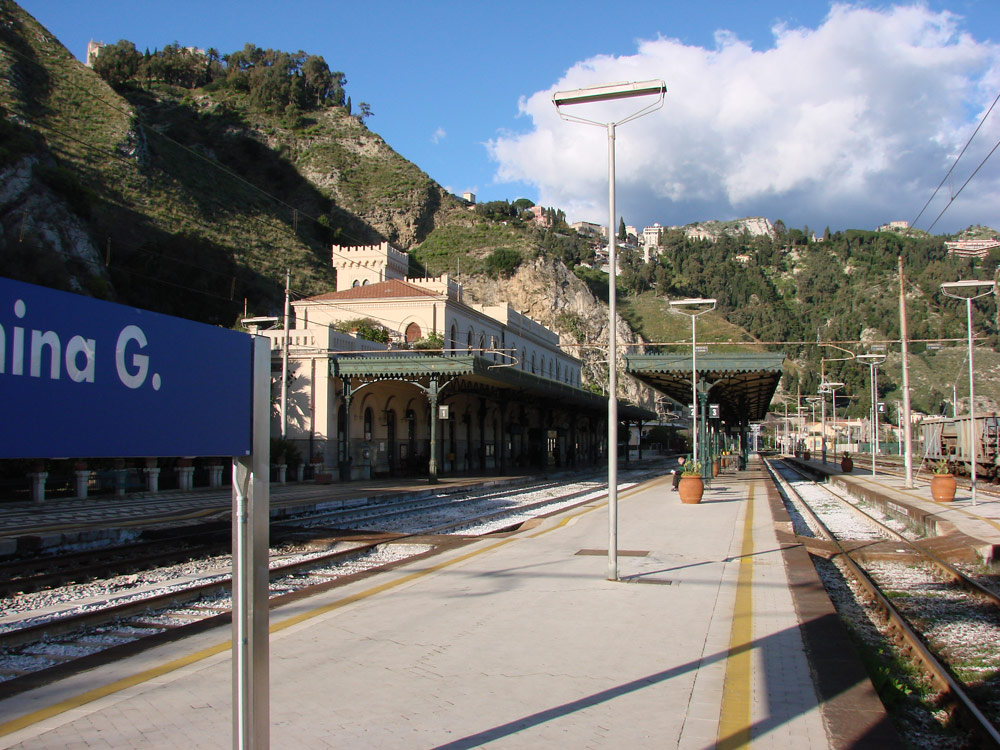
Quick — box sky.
[16,0,1000,235]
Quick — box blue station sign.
[0,277,254,459]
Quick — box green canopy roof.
[624,352,785,423]
[332,354,656,422]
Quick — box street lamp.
[818,344,855,462]
[821,381,844,457]
[940,279,997,505]
[856,353,886,476]
[670,298,717,476]
[554,79,666,582]
[807,396,822,453]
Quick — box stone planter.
[931,473,957,502]
[678,475,704,504]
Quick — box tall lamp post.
[807,396,822,454]
[823,381,844,457]
[554,79,666,582]
[670,298,717,476]
[818,344,854,461]
[940,280,997,505]
[856,353,886,476]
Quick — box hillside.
[3,1,1000,418]
[0,1,457,325]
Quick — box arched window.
[364,407,373,441]
[531,353,536,373]
[352,279,360,288]
[405,322,422,344]
[450,324,457,356]
[466,329,473,352]
[556,361,561,381]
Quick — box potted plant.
[840,452,853,473]
[930,460,957,502]
[678,461,704,504]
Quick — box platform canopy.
[332,353,656,422]
[623,352,785,424]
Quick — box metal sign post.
[233,337,270,750]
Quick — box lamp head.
[940,279,997,299]
[669,298,717,315]
[553,80,666,107]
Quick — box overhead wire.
[911,87,1000,231]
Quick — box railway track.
[0,470,645,697]
[767,458,1000,746]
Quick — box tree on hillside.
[92,40,141,87]
[618,217,627,241]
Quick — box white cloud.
[432,127,447,144]
[488,4,1000,233]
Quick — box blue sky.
[18,0,1000,235]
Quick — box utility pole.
[898,256,913,487]
[280,269,290,440]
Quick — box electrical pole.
[280,269,290,440]
[899,256,913,487]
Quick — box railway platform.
[789,455,1000,564]
[0,457,900,749]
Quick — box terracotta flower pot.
[678,475,704,504]
[841,456,853,473]
[931,473,957,502]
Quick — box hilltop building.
[570,221,605,238]
[945,238,1000,259]
[877,220,910,233]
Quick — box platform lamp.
[940,279,997,505]
[806,396,822,454]
[553,79,666,582]
[669,298,717,477]
[819,344,855,462]
[823,381,844,457]
[856,353,886,476]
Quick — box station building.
[253,242,654,482]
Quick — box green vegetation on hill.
[3,2,999,416]
[0,2,453,325]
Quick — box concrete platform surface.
[0,461,898,749]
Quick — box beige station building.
[252,242,653,482]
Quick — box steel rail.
[766,459,1000,747]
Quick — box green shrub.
[485,247,522,278]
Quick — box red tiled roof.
[300,279,441,302]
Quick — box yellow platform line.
[0,537,516,738]
[717,483,755,749]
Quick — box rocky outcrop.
[461,254,655,409]
[0,156,109,294]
